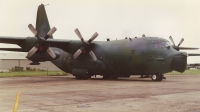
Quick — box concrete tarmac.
[1,75,200,112]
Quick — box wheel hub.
[152,75,157,80]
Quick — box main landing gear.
[75,75,91,80]
[102,75,118,80]
[151,74,166,81]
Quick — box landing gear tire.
[83,76,88,80]
[83,75,91,80]
[110,76,118,80]
[75,75,91,80]
[102,75,110,80]
[75,76,81,80]
[157,74,163,81]
[151,74,162,81]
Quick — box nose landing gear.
[151,74,166,81]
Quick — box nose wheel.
[151,74,165,81]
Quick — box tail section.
[36,4,53,39]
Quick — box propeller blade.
[73,49,82,59]
[27,46,38,58]
[74,28,83,39]
[88,32,98,43]
[177,38,184,47]
[89,51,97,61]
[47,27,57,36]
[47,47,56,59]
[28,24,38,36]
[169,36,176,46]
[45,27,57,40]
[74,28,85,43]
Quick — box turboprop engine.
[25,24,61,64]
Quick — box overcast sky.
[0,0,200,63]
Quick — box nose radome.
[171,55,187,72]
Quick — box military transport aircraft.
[0,4,200,81]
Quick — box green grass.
[0,71,67,77]
[166,69,200,75]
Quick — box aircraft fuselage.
[51,37,187,77]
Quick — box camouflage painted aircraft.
[0,4,200,81]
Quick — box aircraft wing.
[0,36,25,44]
[46,39,70,49]
[0,36,25,52]
[0,36,72,52]
[179,47,199,50]
[0,48,23,52]
[46,39,84,54]
[188,54,200,56]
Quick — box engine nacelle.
[27,50,60,62]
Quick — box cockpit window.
[150,41,171,49]
[159,43,164,48]
[151,40,159,43]
[162,41,172,46]
[154,43,159,48]
[150,44,154,48]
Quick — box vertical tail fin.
[36,4,53,39]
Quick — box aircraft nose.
[171,53,187,72]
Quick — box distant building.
[0,52,60,71]
[187,63,200,70]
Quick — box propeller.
[169,36,199,51]
[169,36,184,51]
[73,28,98,61]
[26,24,57,58]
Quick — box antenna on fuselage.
[142,34,146,37]
[107,38,110,41]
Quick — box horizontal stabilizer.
[188,54,200,56]
[179,47,199,50]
